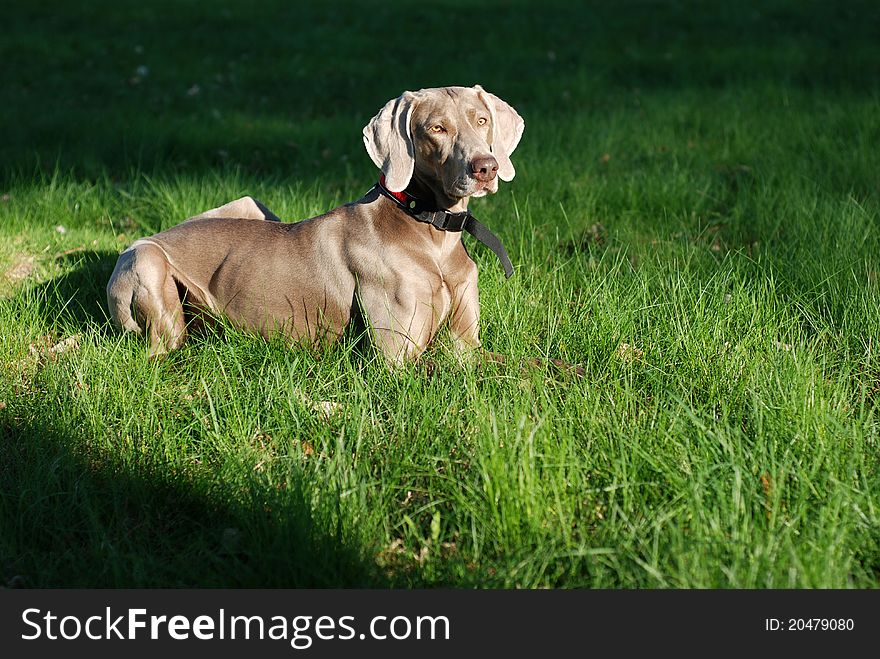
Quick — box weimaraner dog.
[107,85,524,365]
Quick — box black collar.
[372,176,514,279]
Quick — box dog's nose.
[471,155,499,182]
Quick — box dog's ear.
[363,92,418,192]
[475,85,525,182]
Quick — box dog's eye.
[429,124,446,134]
[477,117,488,126]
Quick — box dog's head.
[363,85,524,203]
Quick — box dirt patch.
[4,254,35,282]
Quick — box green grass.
[2,0,880,587]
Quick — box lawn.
[1,0,879,587]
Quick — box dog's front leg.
[359,284,436,366]
[447,276,483,366]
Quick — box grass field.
[2,0,880,587]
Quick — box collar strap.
[374,176,514,278]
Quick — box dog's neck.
[406,174,469,213]
[373,174,515,279]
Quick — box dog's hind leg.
[107,244,186,358]
[138,245,187,358]
[107,248,145,335]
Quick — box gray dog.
[107,85,524,364]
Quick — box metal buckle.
[432,212,450,230]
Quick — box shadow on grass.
[0,417,386,587]
[33,250,119,334]
[2,0,879,183]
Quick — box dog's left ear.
[475,85,525,182]
[363,91,419,192]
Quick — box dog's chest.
[433,276,454,323]
[430,237,470,322]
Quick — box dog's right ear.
[363,92,418,193]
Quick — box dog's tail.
[106,249,143,334]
